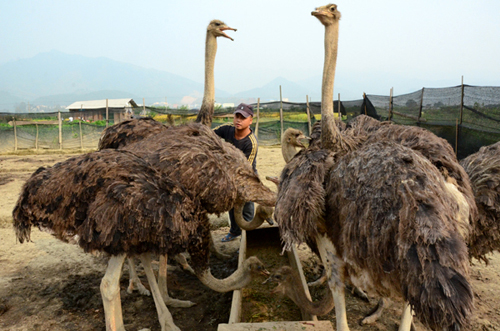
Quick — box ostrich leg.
[140,253,181,331]
[361,298,386,325]
[157,254,195,307]
[173,253,195,275]
[399,301,413,331]
[101,254,126,331]
[127,257,151,296]
[316,234,349,331]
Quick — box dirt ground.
[1,147,499,331]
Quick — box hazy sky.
[2,0,500,100]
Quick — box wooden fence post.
[363,93,367,115]
[79,120,83,151]
[106,99,109,127]
[13,119,17,152]
[58,111,62,150]
[306,95,311,136]
[389,88,394,121]
[457,76,464,156]
[338,93,341,120]
[255,98,260,139]
[35,123,39,150]
[417,87,425,124]
[279,85,283,139]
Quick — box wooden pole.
[106,99,109,127]
[13,119,17,152]
[255,98,260,139]
[389,87,394,121]
[35,123,39,150]
[459,76,464,125]
[79,120,83,151]
[457,76,464,157]
[306,95,312,136]
[58,111,62,150]
[279,85,283,139]
[338,93,341,120]
[417,87,424,124]
[455,118,459,156]
[143,98,146,116]
[363,93,367,115]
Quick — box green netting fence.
[1,85,499,159]
[366,85,500,160]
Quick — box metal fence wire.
[1,85,499,159]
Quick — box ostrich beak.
[262,275,273,284]
[220,26,237,41]
[311,8,328,18]
[265,176,280,186]
[261,269,271,277]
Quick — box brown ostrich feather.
[12,149,207,258]
[460,140,500,262]
[363,121,478,225]
[276,148,333,251]
[98,117,169,150]
[122,123,276,212]
[323,140,473,331]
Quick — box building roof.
[66,99,138,110]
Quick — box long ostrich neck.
[197,258,255,292]
[196,32,217,127]
[233,203,273,231]
[282,141,298,164]
[321,22,342,151]
[277,270,334,316]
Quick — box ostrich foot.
[126,257,151,296]
[173,253,195,275]
[347,285,369,302]
[308,271,327,287]
[164,297,196,308]
[361,298,386,325]
[140,253,181,331]
[127,278,151,296]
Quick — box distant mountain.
[231,77,319,102]
[31,90,141,108]
[0,91,22,112]
[0,50,230,111]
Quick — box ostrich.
[98,20,267,299]
[274,4,474,331]
[266,265,334,316]
[460,140,500,261]
[13,149,270,331]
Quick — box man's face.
[233,113,253,130]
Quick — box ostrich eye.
[330,6,336,11]
[215,23,221,26]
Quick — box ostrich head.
[265,265,295,295]
[283,128,309,150]
[207,19,237,41]
[311,3,342,25]
[282,128,310,164]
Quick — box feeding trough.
[217,224,334,331]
